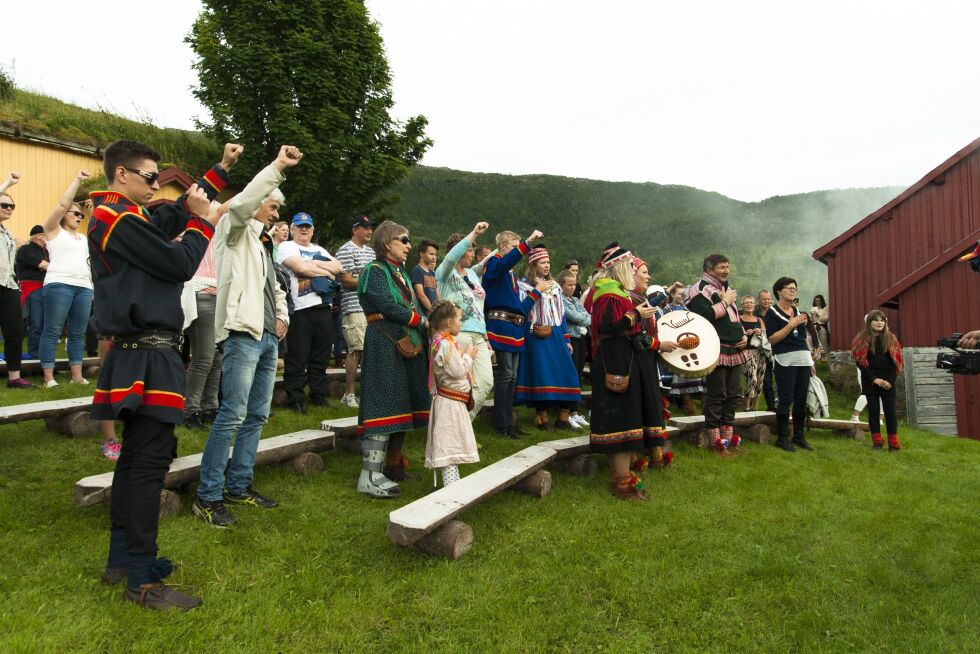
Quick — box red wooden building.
[812,137,980,439]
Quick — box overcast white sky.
[3,1,978,201]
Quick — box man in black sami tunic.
[88,139,240,611]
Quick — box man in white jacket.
[193,145,300,528]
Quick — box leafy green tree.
[186,0,431,235]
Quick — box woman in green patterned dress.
[356,220,430,498]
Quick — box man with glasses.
[687,254,749,456]
[88,139,238,611]
[276,212,342,413]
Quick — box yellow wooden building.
[0,128,191,242]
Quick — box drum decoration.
[656,310,720,378]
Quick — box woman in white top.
[40,170,94,387]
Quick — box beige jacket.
[214,164,289,343]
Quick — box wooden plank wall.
[0,136,101,240]
[903,347,957,435]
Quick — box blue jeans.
[197,331,279,501]
[25,290,44,359]
[492,350,521,430]
[40,283,93,368]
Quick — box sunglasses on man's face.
[122,166,160,185]
[0,202,14,210]
[67,210,84,219]
[394,235,411,245]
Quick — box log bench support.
[75,429,336,516]
[44,410,101,438]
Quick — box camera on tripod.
[936,333,980,375]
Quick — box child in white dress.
[425,301,479,486]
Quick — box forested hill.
[384,166,901,301]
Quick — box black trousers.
[867,389,898,434]
[0,286,23,372]
[774,362,809,439]
[284,305,333,404]
[704,364,742,429]
[762,358,776,410]
[110,415,177,556]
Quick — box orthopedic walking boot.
[887,434,902,452]
[124,583,202,612]
[871,433,884,450]
[358,437,402,499]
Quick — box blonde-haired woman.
[587,245,673,501]
[40,170,94,387]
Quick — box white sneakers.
[849,415,860,423]
[341,393,359,408]
[70,378,89,385]
[44,379,59,388]
[569,414,589,429]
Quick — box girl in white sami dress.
[425,301,479,486]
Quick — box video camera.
[936,334,980,375]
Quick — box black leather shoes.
[792,437,814,451]
[123,582,202,612]
[774,437,797,452]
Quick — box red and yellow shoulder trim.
[517,241,530,256]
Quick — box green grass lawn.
[0,369,977,653]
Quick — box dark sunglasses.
[67,210,84,219]
[123,166,160,185]
[0,202,14,210]
[394,235,411,245]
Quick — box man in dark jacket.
[88,139,239,611]
[687,254,749,456]
[14,225,48,359]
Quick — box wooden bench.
[271,368,357,406]
[0,356,101,376]
[668,411,870,445]
[387,444,557,559]
[538,426,681,477]
[0,396,99,436]
[669,411,776,447]
[74,429,336,517]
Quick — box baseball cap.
[291,212,314,227]
[351,215,375,229]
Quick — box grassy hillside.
[0,87,903,300]
[386,167,901,300]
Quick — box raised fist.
[274,145,303,170]
[473,221,490,235]
[7,171,21,186]
[185,184,212,221]
[76,170,91,181]
[527,229,543,243]
[221,144,244,170]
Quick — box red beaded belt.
[437,386,471,404]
